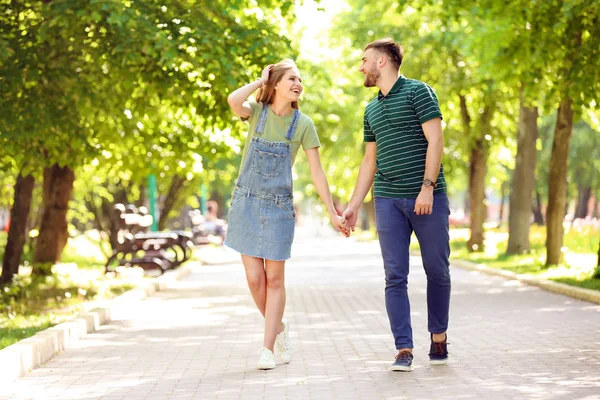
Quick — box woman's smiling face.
[275,67,303,102]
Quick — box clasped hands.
[332,186,434,238]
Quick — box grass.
[0,281,134,350]
[0,265,140,350]
[0,232,145,350]
[1,316,56,350]
[413,224,600,292]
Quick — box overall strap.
[285,109,301,141]
[254,104,269,136]
[256,104,300,141]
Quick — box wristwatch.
[423,179,437,188]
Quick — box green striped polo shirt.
[364,75,447,198]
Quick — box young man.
[342,38,451,372]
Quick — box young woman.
[225,60,348,370]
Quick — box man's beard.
[363,65,380,87]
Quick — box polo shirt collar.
[378,75,406,100]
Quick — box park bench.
[105,204,194,275]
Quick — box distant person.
[205,201,226,238]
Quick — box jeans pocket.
[432,193,450,215]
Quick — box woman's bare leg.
[263,259,286,351]
[242,255,267,315]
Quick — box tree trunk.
[593,194,599,219]
[565,188,570,217]
[498,180,507,227]
[85,184,129,251]
[1,173,35,285]
[546,99,574,266]
[460,94,491,253]
[33,164,75,273]
[532,189,544,225]
[26,194,44,261]
[507,91,538,254]
[467,139,487,252]
[595,240,600,278]
[158,175,187,230]
[574,185,591,219]
[136,184,146,209]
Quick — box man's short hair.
[365,38,404,70]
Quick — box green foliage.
[0,169,16,208]
[328,0,519,197]
[0,234,138,349]
[0,271,135,349]
[0,1,299,252]
[0,232,34,265]
[445,225,600,291]
[0,0,295,175]
[318,0,599,229]
[569,121,600,188]
[535,116,600,203]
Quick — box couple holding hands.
[224,38,451,372]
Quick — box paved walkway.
[3,229,600,400]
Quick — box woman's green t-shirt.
[239,101,321,169]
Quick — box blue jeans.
[375,194,451,350]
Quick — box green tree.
[333,0,518,251]
[569,121,600,219]
[0,0,295,279]
[543,0,600,266]
[437,0,548,256]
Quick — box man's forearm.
[423,137,443,183]
[421,118,444,184]
[349,158,377,209]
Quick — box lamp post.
[148,174,158,231]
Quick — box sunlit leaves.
[1,0,296,211]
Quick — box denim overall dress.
[224,104,300,260]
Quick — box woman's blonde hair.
[256,59,300,109]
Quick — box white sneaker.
[275,319,292,364]
[256,348,276,370]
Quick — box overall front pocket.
[229,191,246,209]
[275,198,296,221]
[251,148,287,178]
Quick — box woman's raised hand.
[260,65,273,85]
